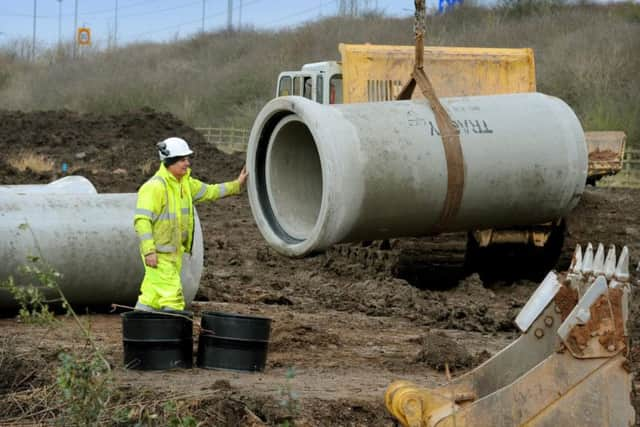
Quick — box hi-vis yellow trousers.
[135,252,185,311]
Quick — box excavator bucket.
[385,243,635,426]
[586,131,627,183]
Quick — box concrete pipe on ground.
[0,176,98,194]
[0,192,203,310]
[247,93,588,257]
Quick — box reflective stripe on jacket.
[134,163,240,256]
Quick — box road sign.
[77,27,91,46]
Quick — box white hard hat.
[157,137,194,161]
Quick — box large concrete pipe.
[0,176,98,194]
[247,93,588,257]
[0,193,203,310]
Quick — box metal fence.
[601,148,640,188]
[196,127,249,153]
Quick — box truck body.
[584,130,627,184]
[276,43,535,102]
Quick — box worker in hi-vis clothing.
[133,137,248,312]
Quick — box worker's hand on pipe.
[145,253,158,268]
[238,166,248,186]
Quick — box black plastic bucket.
[197,311,271,372]
[122,311,193,370]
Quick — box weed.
[0,256,62,325]
[109,398,199,426]
[51,273,114,425]
[1,254,117,425]
[0,256,113,424]
[1,276,55,325]
[56,352,113,426]
[277,366,300,427]
[163,400,198,427]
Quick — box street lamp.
[32,0,37,61]
[73,0,78,59]
[114,0,118,47]
[57,0,63,48]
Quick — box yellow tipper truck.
[275,43,626,275]
[276,43,625,184]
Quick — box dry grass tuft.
[8,151,55,173]
[140,159,155,176]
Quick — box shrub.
[56,352,113,426]
[0,255,61,325]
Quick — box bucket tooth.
[615,246,630,282]
[515,271,560,332]
[592,243,605,276]
[603,245,616,279]
[557,275,609,356]
[569,244,583,273]
[581,243,594,275]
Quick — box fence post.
[195,127,249,152]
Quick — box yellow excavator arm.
[386,243,635,426]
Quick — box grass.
[599,173,640,188]
[7,151,56,173]
[0,3,637,148]
[140,159,156,176]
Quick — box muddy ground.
[0,110,639,426]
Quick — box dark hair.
[164,156,186,167]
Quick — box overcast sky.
[0,0,634,48]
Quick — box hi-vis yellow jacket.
[134,163,240,256]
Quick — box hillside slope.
[0,3,638,145]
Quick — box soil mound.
[413,331,474,371]
[0,109,243,192]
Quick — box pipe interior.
[265,118,323,241]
